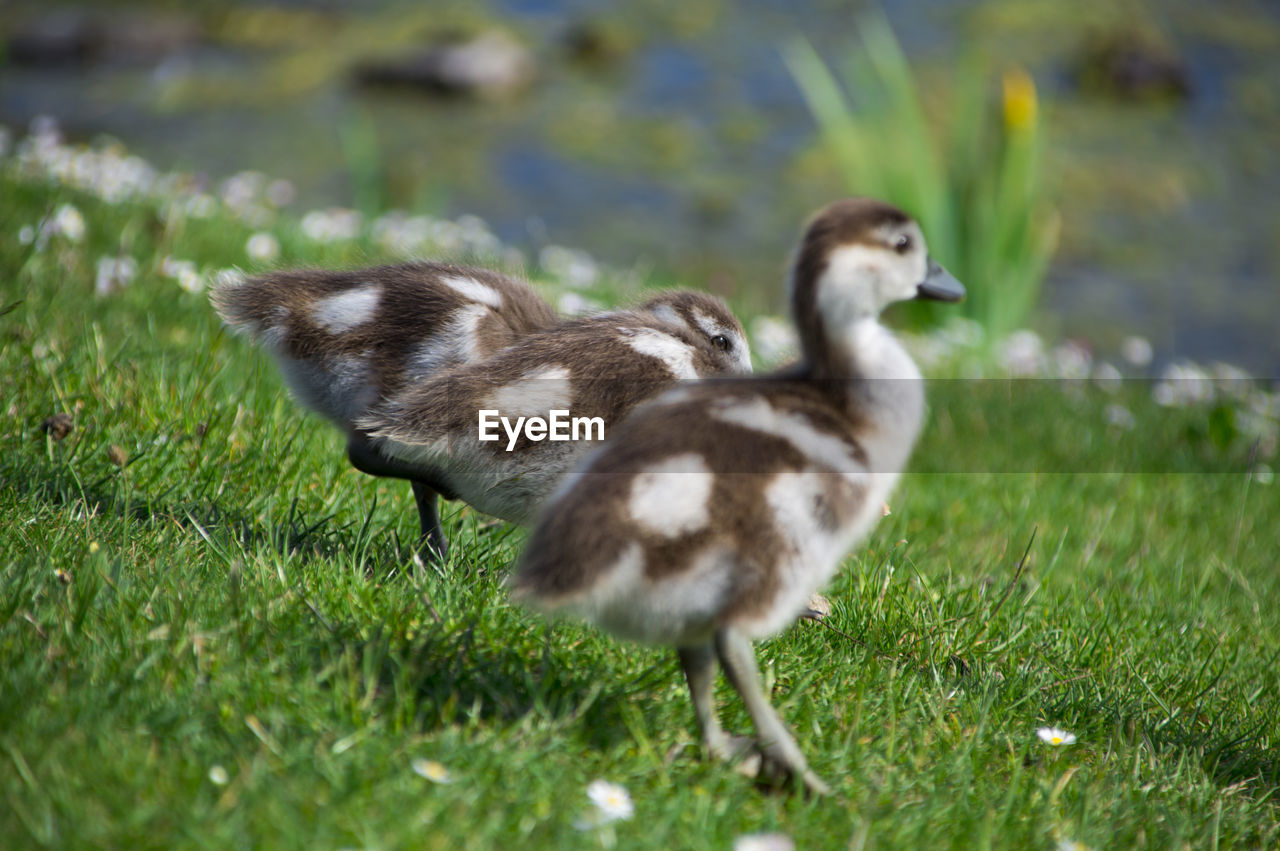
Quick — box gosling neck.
[791,268,889,382]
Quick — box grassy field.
[2,150,1279,849]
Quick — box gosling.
[511,198,964,795]
[358,290,752,527]
[212,262,561,555]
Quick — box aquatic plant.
[786,15,1059,341]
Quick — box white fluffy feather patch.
[441,275,503,308]
[313,285,381,333]
[711,397,862,472]
[732,470,854,638]
[627,453,713,538]
[487,365,572,418]
[814,245,884,333]
[600,545,729,645]
[815,242,925,330]
[622,328,699,379]
[647,303,684,329]
[408,304,488,377]
[691,309,720,339]
[553,539,728,646]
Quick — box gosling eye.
[711,334,731,352]
[893,234,912,254]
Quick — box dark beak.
[917,259,966,302]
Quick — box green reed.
[786,14,1059,341]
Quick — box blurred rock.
[354,32,534,99]
[7,11,202,67]
[1074,29,1192,101]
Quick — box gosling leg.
[410,479,448,560]
[714,627,832,796]
[679,644,759,774]
[678,644,730,758]
[346,432,450,560]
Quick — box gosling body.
[359,291,752,525]
[212,261,560,554]
[512,198,965,794]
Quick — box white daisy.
[575,778,634,828]
[1036,727,1077,746]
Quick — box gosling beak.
[917,259,966,302]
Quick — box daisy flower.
[575,779,634,829]
[587,779,633,821]
[1036,727,1077,746]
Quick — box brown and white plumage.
[212,262,560,424]
[212,264,752,554]
[358,290,753,525]
[211,261,559,555]
[512,198,965,794]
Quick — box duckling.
[211,261,559,556]
[357,290,752,526]
[510,198,964,795]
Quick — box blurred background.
[3,0,1278,374]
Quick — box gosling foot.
[800,593,831,621]
[752,738,833,797]
[704,732,758,767]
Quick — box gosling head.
[639,291,753,374]
[789,198,964,364]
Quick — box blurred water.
[1,0,1277,374]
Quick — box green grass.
[3,154,1279,849]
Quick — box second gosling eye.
[711,334,731,351]
[894,234,912,254]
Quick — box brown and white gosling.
[357,290,753,527]
[510,198,964,795]
[211,261,560,556]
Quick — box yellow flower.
[1003,68,1038,133]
